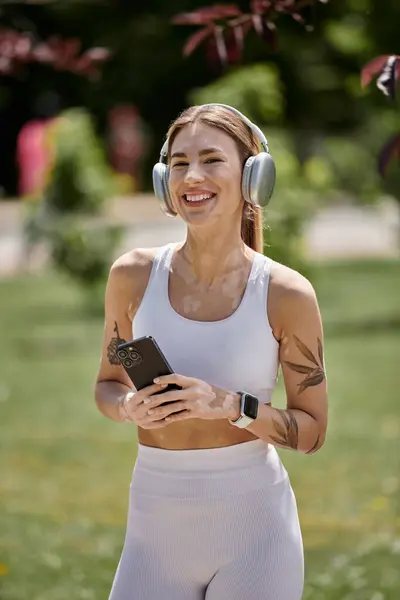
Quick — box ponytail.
[241,203,264,253]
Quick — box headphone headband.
[153,102,276,216]
[159,103,269,164]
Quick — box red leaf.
[47,36,63,52]
[292,0,322,11]
[214,26,228,67]
[251,0,273,13]
[72,55,101,80]
[204,29,229,71]
[0,34,16,59]
[249,0,329,21]
[32,42,55,64]
[73,55,91,73]
[191,4,240,20]
[224,14,252,58]
[183,26,214,56]
[291,12,305,24]
[252,13,263,35]
[252,15,277,49]
[81,47,111,63]
[376,55,399,99]
[13,35,32,61]
[0,56,12,75]
[172,5,241,26]
[361,55,391,88]
[233,19,252,47]
[378,134,400,177]
[52,38,81,70]
[229,14,253,28]
[224,24,246,63]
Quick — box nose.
[184,161,205,184]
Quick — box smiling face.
[168,122,244,227]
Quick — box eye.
[204,157,222,164]
[171,161,188,168]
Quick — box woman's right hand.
[118,382,171,429]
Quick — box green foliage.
[49,219,123,312]
[323,18,371,56]
[25,109,121,311]
[304,535,400,599]
[318,109,400,203]
[190,64,284,124]
[321,136,380,201]
[264,189,316,279]
[46,109,115,214]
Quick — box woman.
[95,103,328,600]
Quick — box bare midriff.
[138,419,258,450]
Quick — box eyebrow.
[170,147,224,159]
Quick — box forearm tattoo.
[305,435,320,455]
[270,409,320,453]
[107,322,127,365]
[284,335,325,394]
[270,409,299,450]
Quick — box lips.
[182,191,216,206]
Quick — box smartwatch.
[229,392,259,429]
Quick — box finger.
[153,374,193,388]
[164,410,192,424]
[138,420,170,430]
[136,382,169,404]
[146,389,185,407]
[147,400,188,421]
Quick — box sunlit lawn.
[1,260,399,599]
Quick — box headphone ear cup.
[241,153,276,207]
[152,163,177,217]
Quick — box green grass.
[0,260,400,599]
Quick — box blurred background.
[0,1,399,598]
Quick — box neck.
[179,219,250,286]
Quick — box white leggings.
[109,440,304,600]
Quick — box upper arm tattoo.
[284,335,325,394]
[106,322,127,365]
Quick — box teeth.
[185,193,213,202]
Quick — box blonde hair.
[167,105,264,253]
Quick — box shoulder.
[110,246,159,282]
[269,260,317,304]
[106,246,163,317]
[267,260,320,339]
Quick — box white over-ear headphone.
[152,103,276,217]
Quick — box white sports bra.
[132,244,279,404]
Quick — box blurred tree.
[0,0,110,196]
[25,108,122,312]
[0,0,398,196]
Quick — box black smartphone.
[116,336,181,397]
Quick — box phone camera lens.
[118,349,128,359]
[123,358,133,368]
[128,347,142,364]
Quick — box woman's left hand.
[146,374,240,425]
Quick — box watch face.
[243,394,258,420]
